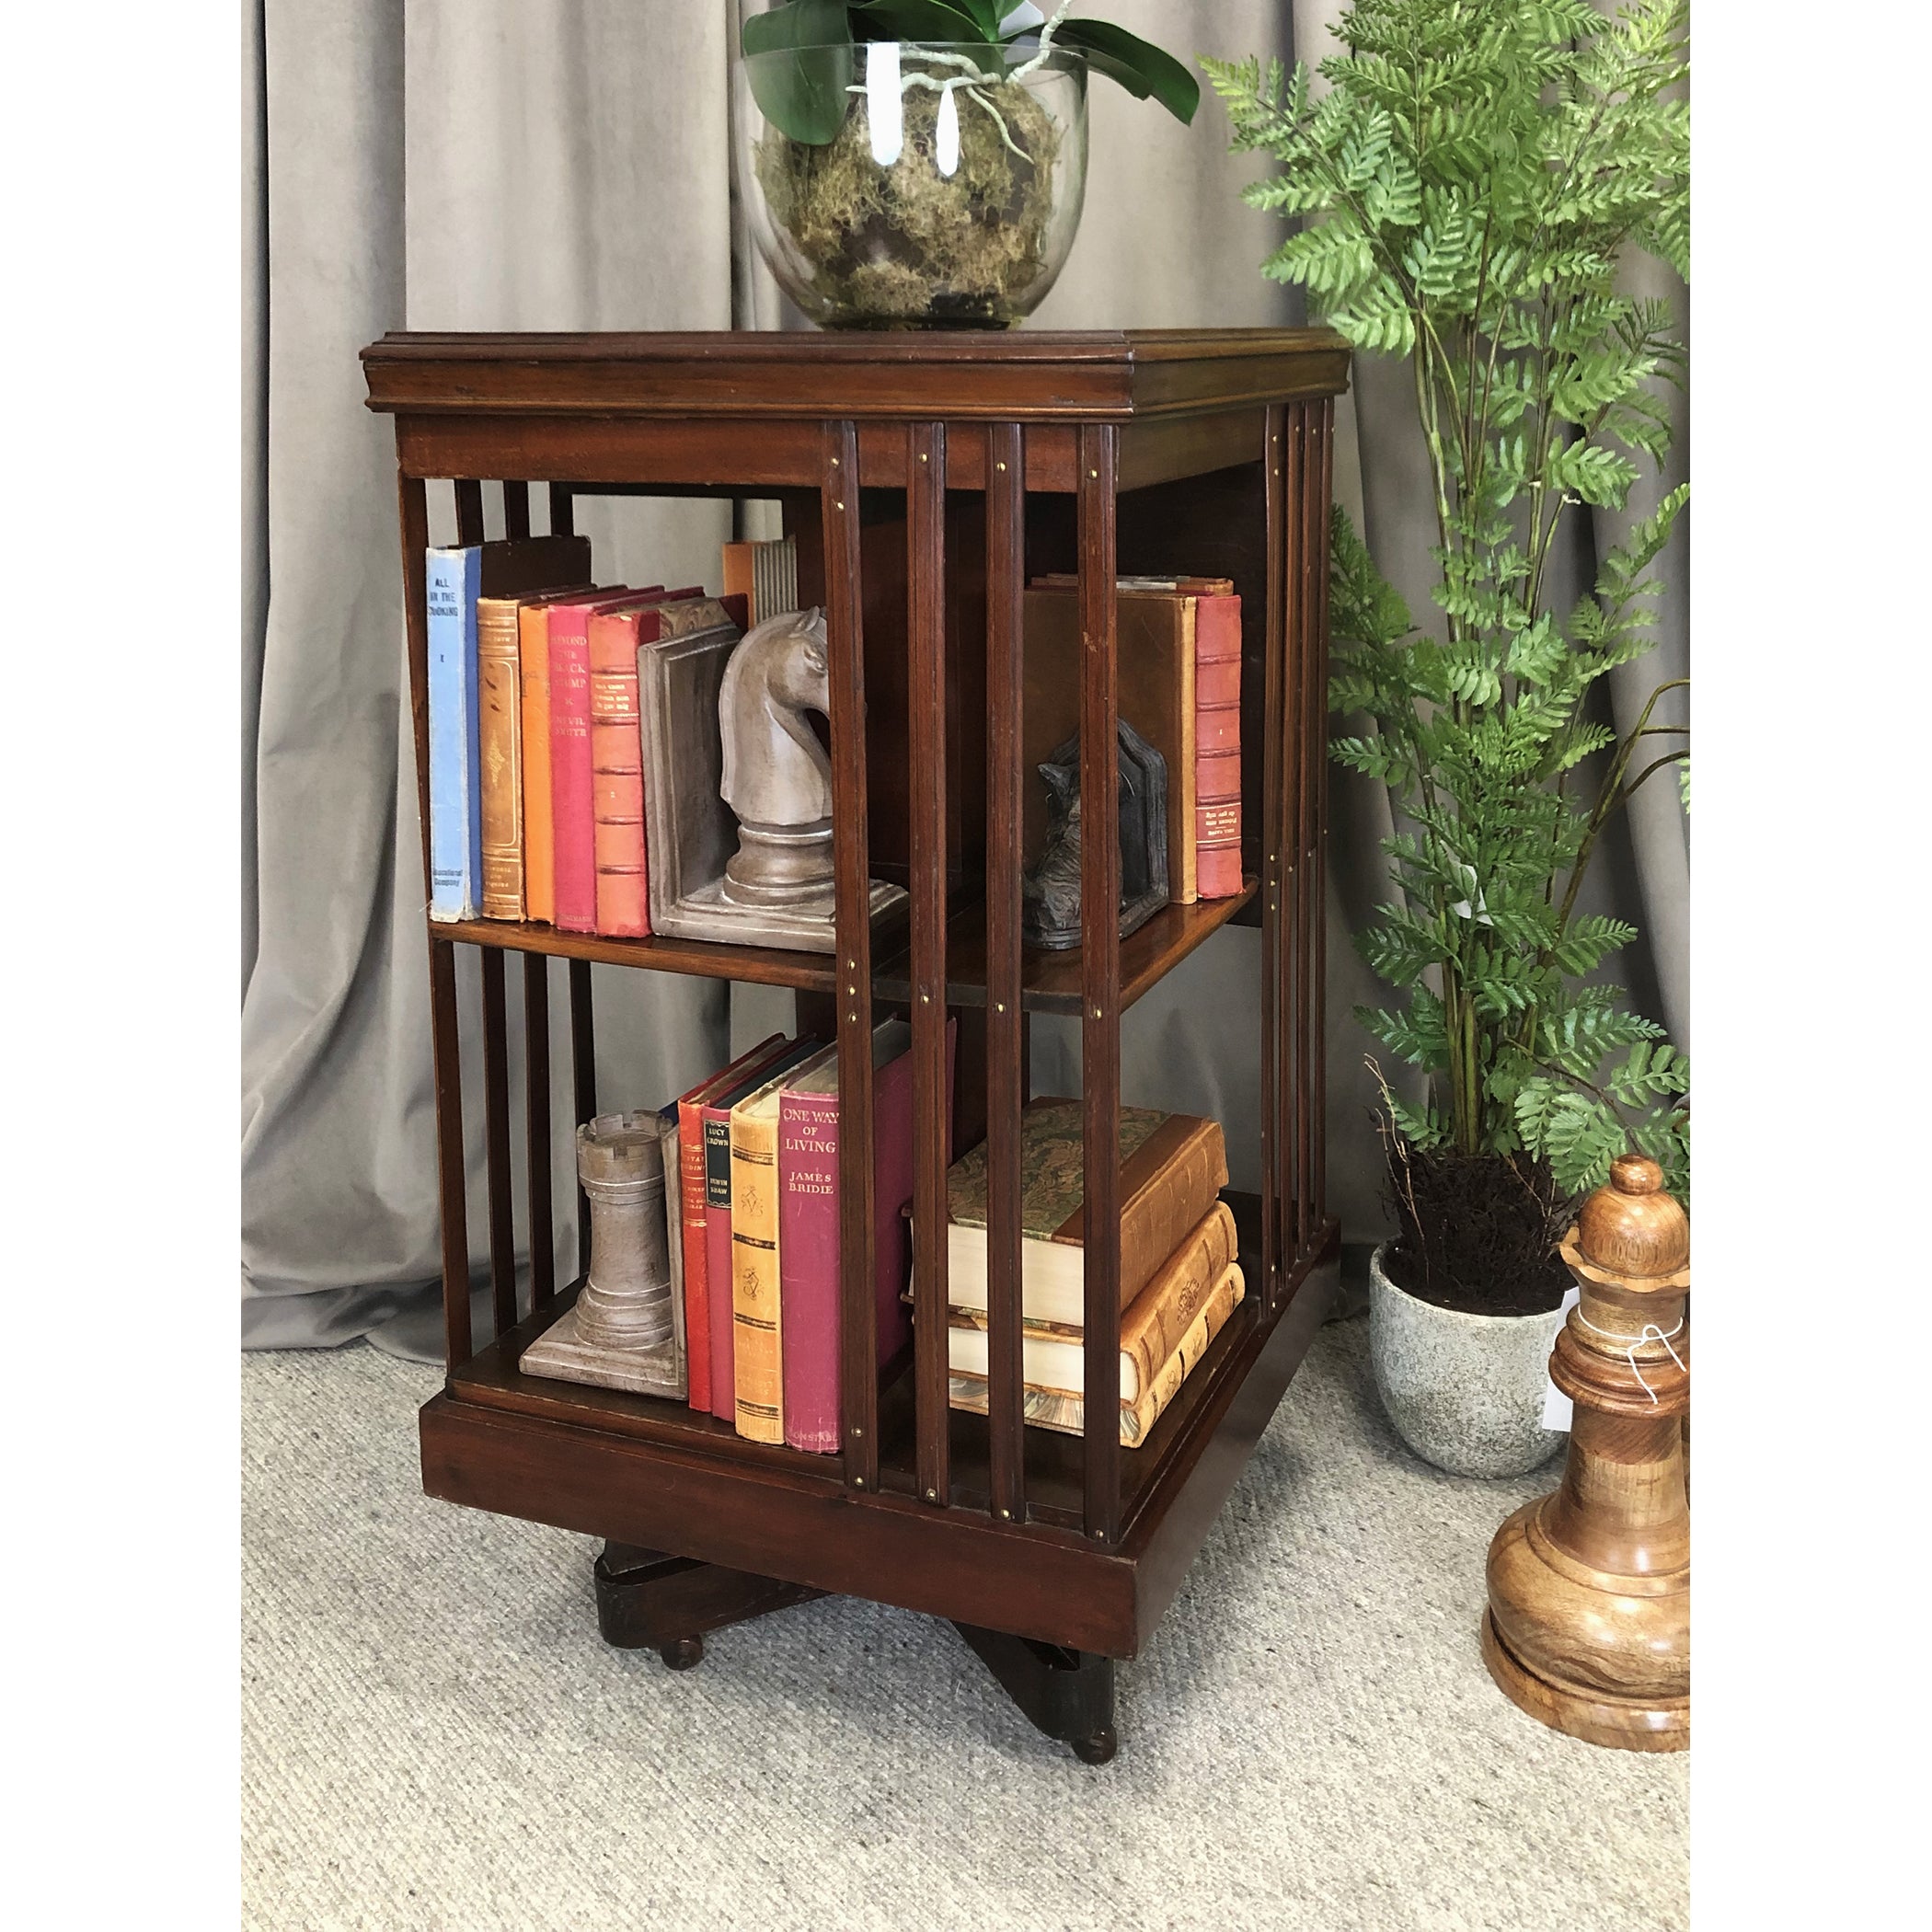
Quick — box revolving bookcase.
[362,328,1348,1763]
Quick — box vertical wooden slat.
[1259,408,1286,1310]
[1297,406,1328,1249]
[569,958,596,1276]
[454,478,485,546]
[983,421,1027,1525]
[822,421,879,1498]
[480,949,517,1338]
[523,952,556,1308]
[1077,423,1121,1545]
[1312,398,1336,1233]
[503,479,532,539]
[402,469,472,1368]
[1281,407,1308,1273]
[907,420,951,1510]
[428,939,472,1368]
[548,483,575,538]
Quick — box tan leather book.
[944,1200,1237,1400]
[729,1042,838,1444]
[941,1097,1229,1328]
[477,592,566,919]
[948,1261,1247,1445]
[1022,581,1211,904]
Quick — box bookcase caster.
[593,1543,826,1657]
[952,1621,1119,1764]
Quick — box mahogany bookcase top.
[361,327,1351,423]
[361,328,1351,494]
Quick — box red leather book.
[1194,592,1246,899]
[703,1037,824,1421]
[587,589,702,937]
[547,589,658,933]
[674,1034,788,1414]
[777,1018,952,1454]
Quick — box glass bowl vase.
[734,40,1088,329]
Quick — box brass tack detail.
[854,1477,866,1489]
[926,1489,938,1502]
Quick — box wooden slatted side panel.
[1260,408,1287,1308]
[403,471,474,1369]
[983,423,1028,1524]
[822,420,880,1499]
[907,420,951,1510]
[1280,407,1309,1266]
[1312,399,1336,1232]
[1296,403,1327,1253]
[569,958,596,1273]
[454,478,486,546]
[1078,424,1122,1545]
[503,479,532,539]
[480,950,517,1338]
[523,953,556,1308]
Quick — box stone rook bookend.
[1481,1155,1690,1751]
[642,606,904,954]
[520,1113,685,1401]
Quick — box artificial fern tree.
[1204,0,1690,1302]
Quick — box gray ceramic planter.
[1367,1242,1568,1478]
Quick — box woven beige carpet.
[242,1317,1688,1931]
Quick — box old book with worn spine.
[548,589,657,933]
[426,535,592,923]
[1193,589,1246,899]
[948,1261,1247,1446]
[944,1199,1237,1402]
[942,1097,1228,1329]
[721,535,799,626]
[479,584,590,920]
[588,589,704,937]
[778,1017,948,1454]
[673,1035,787,1415]
[519,586,609,926]
[729,1043,838,1443]
[703,1036,824,1422]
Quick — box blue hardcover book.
[426,545,484,921]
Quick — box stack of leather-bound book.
[931,1098,1242,1446]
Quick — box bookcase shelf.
[364,328,1348,1760]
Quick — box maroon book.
[776,1018,953,1454]
[1194,592,1245,899]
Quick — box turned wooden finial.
[1569,1154,1689,1286]
[1482,1157,1691,1751]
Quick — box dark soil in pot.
[1380,1144,1573,1318]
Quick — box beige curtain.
[242,1,1687,1351]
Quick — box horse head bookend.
[718,607,835,914]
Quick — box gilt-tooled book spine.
[426,547,483,922]
[948,1262,1246,1445]
[477,596,526,919]
[590,606,651,937]
[1195,592,1245,899]
[519,603,558,923]
[730,1102,788,1443]
[548,602,600,933]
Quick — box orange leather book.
[590,591,725,937]
[481,585,588,921]
[520,585,616,925]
